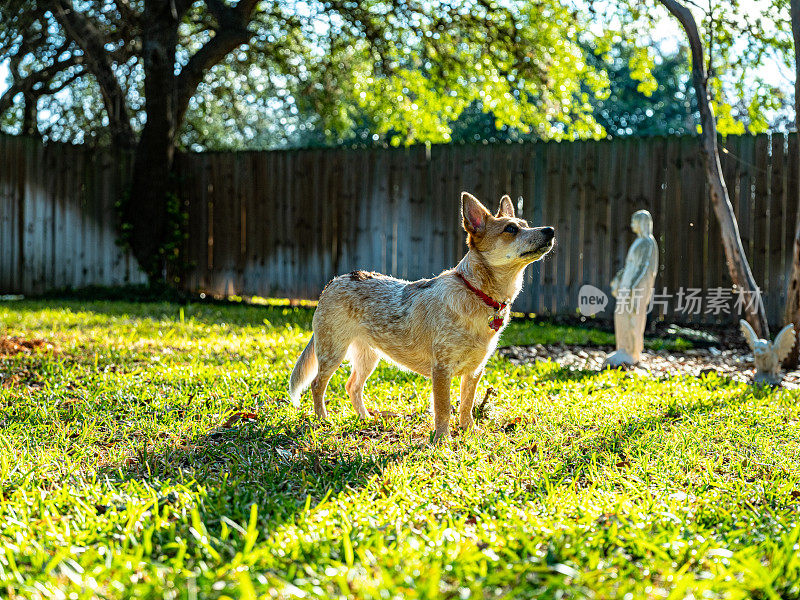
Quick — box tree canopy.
[0,0,618,147]
[615,0,794,136]
[0,0,794,279]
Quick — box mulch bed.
[0,336,55,358]
[500,343,800,388]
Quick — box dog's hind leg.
[310,331,350,420]
[345,341,379,418]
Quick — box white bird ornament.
[739,320,796,385]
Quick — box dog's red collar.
[455,272,508,332]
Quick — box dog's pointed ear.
[497,195,515,218]
[461,192,491,235]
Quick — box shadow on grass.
[98,416,415,530]
[532,367,605,384]
[8,298,315,330]
[536,386,769,487]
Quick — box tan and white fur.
[289,192,555,443]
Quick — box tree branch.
[781,0,800,366]
[0,52,82,116]
[659,0,707,85]
[44,67,86,94]
[791,0,799,131]
[111,0,140,23]
[659,0,770,337]
[174,0,259,123]
[49,0,136,147]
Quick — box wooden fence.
[2,132,798,327]
[177,133,799,326]
[0,135,146,294]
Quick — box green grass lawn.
[2,299,800,599]
[501,319,693,352]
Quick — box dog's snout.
[541,226,555,240]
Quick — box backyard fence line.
[177,133,799,327]
[1,132,798,327]
[0,135,146,294]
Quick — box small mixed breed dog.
[289,192,555,443]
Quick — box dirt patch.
[0,336,56,358]
[500,343,800,388]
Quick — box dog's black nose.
[541,226,555,240]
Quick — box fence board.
[769,135,786,324]
[753,134,770,297]
[542,141,561,314]
[686,141,709,322]
[555,142,571,313]
[788,133,800,324]
[596,139,614,306]
[523,142,546,313]
[0,136,14,289]
[576,142,594,315]
[719,136,740,296]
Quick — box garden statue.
[739,320,796,385]
[603,210,658,368]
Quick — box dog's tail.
[288,335,317,406]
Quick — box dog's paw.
[459,419,480,432]
[430,429,450,446]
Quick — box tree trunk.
[123,0,180,281]
[119,1,256,282]
[782,0,800,367]
[21,92,39,138]
[659,0,770,339]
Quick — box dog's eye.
[504,224,519,235]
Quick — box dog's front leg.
[431,365,452,445]
[459,369,483,430]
